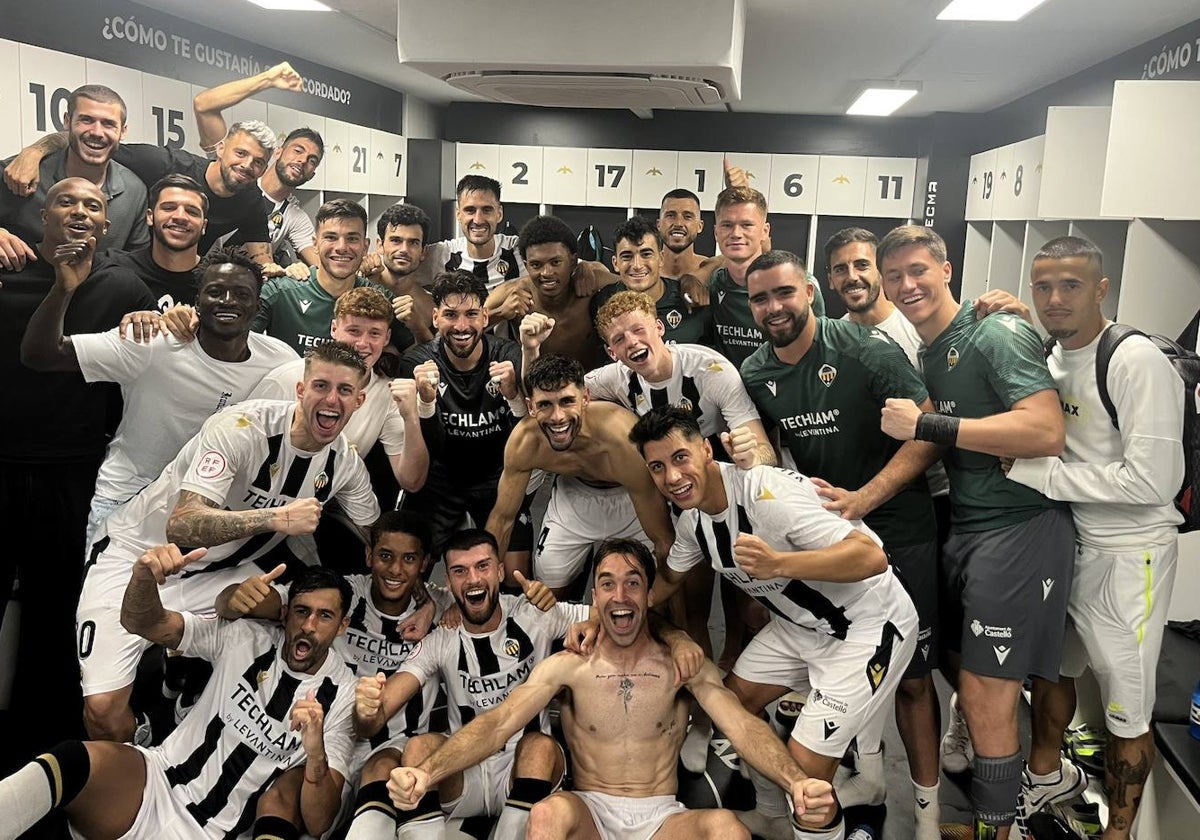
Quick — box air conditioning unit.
[396,0,745,110]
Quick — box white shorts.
[732,613,916,758]
[76,546,267,696]
[572,791,686,840]
[68,747,208,840]
[1058,540,1178,738]
[535,476,650,589]
[442,740,566,820]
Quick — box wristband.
[417,398,437,419]
[507,395,528,418]
[914,412,960,446]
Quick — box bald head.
[41,177,110,248]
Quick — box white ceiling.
[132,0,1198,116]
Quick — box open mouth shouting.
[542,419,576,450]
[289,635,316,668]
[313,408,342,437]
[626,345,651,367]
[608,607,637,634]
[665,479,697,507]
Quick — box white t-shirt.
[668,462,907,643]
[1007,326,1185,549]
[98,399,379,575]
[250,360,406,456]
[585,343,760,439]
[153,614,356,834]
[74,329,297,504]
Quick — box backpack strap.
[1095,323,1147,430]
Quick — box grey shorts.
[943,507,1075,681]
[888,539,939,678]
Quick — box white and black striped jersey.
[426,235,524,290]
[93,400,379,579]
[399,595,590,751]
[149,613,356,839]
[667,462,909,643]
[338,575,453,748]
[585,343,760,439]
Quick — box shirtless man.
[387,538,836,840]
[486,215,615,371]
[485,354,675,597]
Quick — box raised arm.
[484,431,536,559]
[353,670,424,738]
[387,378,431,492]
[19,234,98,371]
[166,489,322,548]
[882,390,1065,459]
[388,654,572,809]
[3,132,67,197]
[192,62,304,150]
[120,544,209,648]
[734,529,886,584]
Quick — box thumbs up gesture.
[514,569,556,612]
[136,544,209,584]
[228,563,288,617]
[723,157,749,189]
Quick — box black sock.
[34,741,91,809]
[353,778,395,821]
[252,814,299,840]
[507,776,553,810]
[396,790,442,825]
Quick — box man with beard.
[215,511,458,836]
[0,552,358,840]
[254,199,409,357]
[20,245,297,551]
[0,177,157,764]
[488,215,614,371]
[486,354,675,598]
[399,270,533,573]
[739,250,944,839]
[631,406,918,840]
[251,287,428,562]
[413,175,524,293]
[388,539,838,840]
[6,117,277,270]
[96,173,209,311]
[72,340,379,744]
[374,203,434,344]
[658,187,711,281]
[351,529,586,839]
[0,85,149,268]
[589,215,713,346]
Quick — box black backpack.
[1046,325,1200,532]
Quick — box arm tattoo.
[168,490,277,547]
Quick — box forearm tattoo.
[169,491,277,547]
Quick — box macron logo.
[823,720,840,740]
[993,645,1011,665]
[299,300,312,314]
[765,380,777,397]
[1042,578,1054,601]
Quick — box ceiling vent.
[397,0,744,110]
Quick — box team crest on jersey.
[195,451,228,479]
[504,638,521,657]
[496,260,510,277]
[946,347,959,369]
[666,309,683,329]
[818,364,837,387]
[257,669,269,686]
[635,391,648,408]
[765,380,777,397]
[486,378,502,398]
[314,472,329,492]
[677,397,694,414]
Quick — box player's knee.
[526,795,573,838]
[361,747,404,783]
[896,674,933,704]
[82,693,131,741]
[514,731,560,768]
[401,732,446,765]
[702,810,751,838]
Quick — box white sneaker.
[940,692,973,774]
[1014,757,1089,839]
